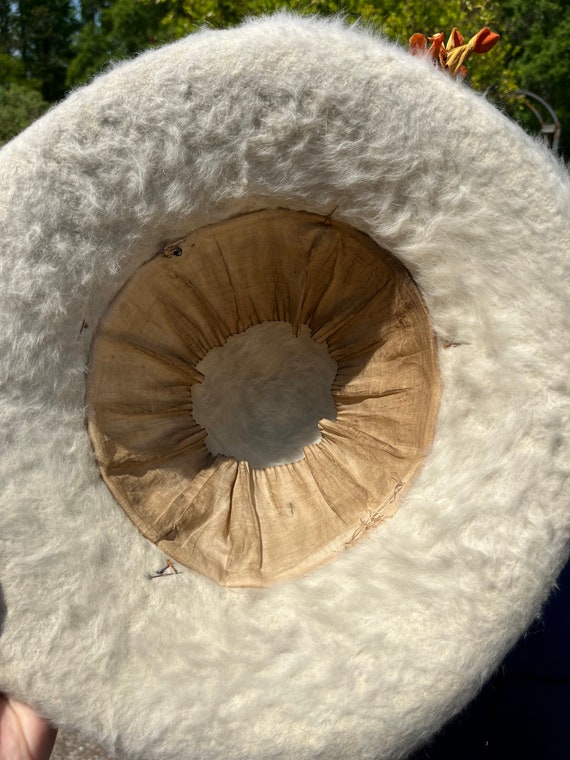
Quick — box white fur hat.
[0,13,569,760]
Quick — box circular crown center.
[192,322,338,469]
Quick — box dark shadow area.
[0,583,6,637]
[408,555,570,759]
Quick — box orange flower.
[471,27,501,53]
[409,32,447,66]
[446,28,464,50]
[428,32,446,65]
[409,33,427,55]
[409,26,500,77]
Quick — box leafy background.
[0,0,568,155]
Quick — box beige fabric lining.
[86,209,440,587]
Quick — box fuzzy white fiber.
[1,12,569,760]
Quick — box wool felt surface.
[0,12,569,760]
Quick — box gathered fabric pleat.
[86,209,440,587]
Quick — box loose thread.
[440,335,471,349]
[321,206,338,225]
[149,559,180,579]
[345,479,403,547]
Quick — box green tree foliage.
[0,82,48,145]
[66,0,171,87]
[0,3,50,147]
[15,0,79,101]
[501,0,569,154]
[0,0,12,53]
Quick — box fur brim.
[0,13,569,760]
